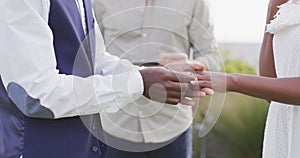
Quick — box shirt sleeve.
[0,0,144,119]
[189,0,222,71]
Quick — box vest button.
[92,146,98,152]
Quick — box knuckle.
[164,81,173,89]
[162,71,172,79]
[181,84,189,91]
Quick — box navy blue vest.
[0,0,106,157]
[0,77,24,158]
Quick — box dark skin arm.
[194,72,300,105]
[228,75,300,105]
[259,0,288,77]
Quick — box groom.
[0,0,207,157]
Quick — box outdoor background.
[192,0,270,157]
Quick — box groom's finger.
[165,81,190,92]
[167,71,196,83]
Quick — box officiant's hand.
[159,53,207,71]
[159,53,188,66]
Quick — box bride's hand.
[192,71,229,92]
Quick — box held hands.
[191,71,229,92]
[139,67,213,106]
[139,53,214,106]
[161,53,214,102]
[159,53,229,93]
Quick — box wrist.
[227,74,238,92]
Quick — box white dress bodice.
[263,1,300,158]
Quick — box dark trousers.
[105,127,192,158]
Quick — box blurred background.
[192,0,270,157]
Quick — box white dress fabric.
[264,1,300,157]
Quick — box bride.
[195,0,300,157]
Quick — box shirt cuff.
[128,67,144,98]
[101,67,144,113]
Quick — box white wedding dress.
[263,1,300,157]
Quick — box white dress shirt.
[0,0,144,119]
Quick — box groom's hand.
[139,67,199,105]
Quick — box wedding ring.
[189,72,198,84]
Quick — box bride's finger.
[195,72,211,81]
[201,88,214,95]
[190,80,212,88]
[185,89,207,98]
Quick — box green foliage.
[224,60,256,75]
[204,93,268,158]
[221,49,256,75]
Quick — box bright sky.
[209,0,269,43]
